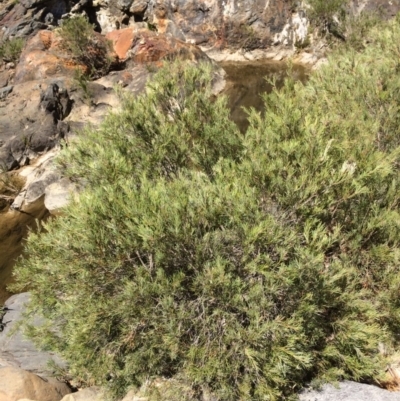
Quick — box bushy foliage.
[341,12,383,50]
[306,0,347,39]
[58,61,242,186]
[12,17,400,401]
[307,0,347,21]
[0,37,25,63]
[57,15,112,78]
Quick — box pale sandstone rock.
[299,381,400,401]
[0,367,71,401]
[44,177,78,215]
[17,399,38,401]
[60,387,104,401]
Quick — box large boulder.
[44,177,79,215]
[0,292,67,376]
[0,80,72,171]
[0,366,71,401]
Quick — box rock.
[117,0,134,12]
[0,366,71,401]
[0,293,67,376]
[119,389,148,401]
[0,80,72,171]
[299,381,400,401]
[106,26,210,64]
[13,31,84,85]
[0,0,68,41]
[95,7,120,34]
[60,387,104,401]
[19,0,49,9]
[106,28,135,61]
[17,399,39,401]
[44,177,79,215]
[0,85,13,99]
[129,1,148,16]
[17,399,38,401]
[155,17,186,42]
[0,3,42,42]
[352,0,400,18]
[131,30,209,64]
[12,170,61,212]
[0,71,11,88]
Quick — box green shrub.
[307,0,347,39]
[57,60,242,186]
[0,37,25,63]
[57,15,112,78]
[307,0,347,21]
[12,17,400,401]
[341,11,384,51]
[73,67,93,105]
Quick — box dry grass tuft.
[0,172,25,210]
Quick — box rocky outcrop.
[0,79,72,171]
[2,0,400,53]
[37,1,400,47]
[106,27,210,63]
[0,0,68,42]
[93,0,304,49]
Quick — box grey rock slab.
[0,293,67,376]
[299,381,400,401]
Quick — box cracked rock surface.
[299,381,400,401]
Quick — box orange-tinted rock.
[132,31,208,64]
[14,31,86,84]
[106,28,135,61]
[106,28,209,65]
